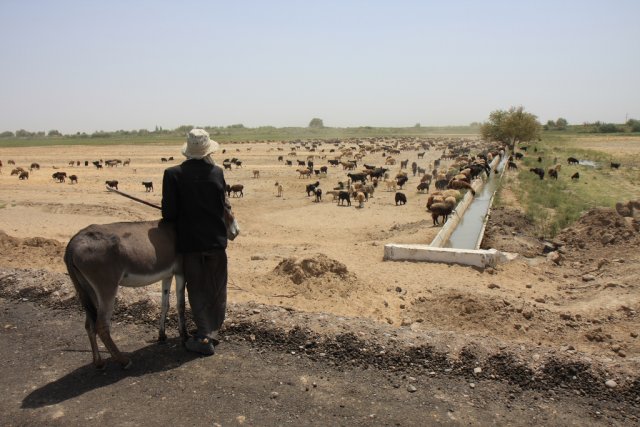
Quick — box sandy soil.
[0,139,638,376]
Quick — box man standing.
[162,128,228,355]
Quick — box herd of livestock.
[1,135,618,227]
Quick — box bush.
[598,123,621,133]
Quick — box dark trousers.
[183,249,227,339]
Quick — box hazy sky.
[1,1,639,133]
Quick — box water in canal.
[443,156,508,249]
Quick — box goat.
[347,172,367,183]
[161,157,168,162]
[567,157,579,165]
[411,162,418,176]
[30,162,40,171]
[142,181,154,192]
[297,169,312,178]
[226,184,244,197]
[548,169,558,180]
[105,180,119,190]
[275,182,283,197]
[69,175,78,184]
[571,172,580,180]
[507,161,518,170]
[395,192,407,206]
[356,191,366,208]
[610,162,621,169]
[306,181,320,196]
[396,175,409,189]
[338,191,351,206]
[19,171,29,180]
[252,170,260,178]
[314,188,322,202]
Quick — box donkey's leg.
[95,288,131,369]
[85,314,104,369]
[158,277,171,342]
[175,274,188,341]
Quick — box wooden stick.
[106,186,161,210]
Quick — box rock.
[582,274,596,282]
[487,283,500,289]
[395,286,402,293]
[252,309,261,314]
[522,311,534,320]
[525,284,532,289]
[486,267,496,275]
[631,332,638,338]
[473,367,482,374]
[618,350,626,357]
[605,380,617,388]
[547,251,563,265]
[469,383,476,389]
[407,385,417,393]
[400,318,412,326]
[534,297,546,303]
[250,255,267,261]
[600,234,615,245]
[270,391,279,399]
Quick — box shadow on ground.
[22,338,200,408]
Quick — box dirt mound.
[273,254,351,285]
[481,206,543,256]
[0,231,66,272]
[556,208,640,250]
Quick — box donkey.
[64,220,187,369]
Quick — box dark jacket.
[162,159,228,253]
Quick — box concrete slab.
[383,244,517,268]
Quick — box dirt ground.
[1,139,639,422]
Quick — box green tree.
[0,131,15,137]
[47,129,62,137]
[626,119,640,132]
[308,118,324,128]
[15,129,33,137]
[480,106,541,150]
[555,118,568,130]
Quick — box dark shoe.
[185,336,215,356]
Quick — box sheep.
[447,179,476,195]
[411,162,418,176]
[123,159,131,166]
[441,189,460,200]
[395,192,407,206]
[53,172,67,183]
[567,157,579,165]
[571,172,580,181]
[417,152,426,159]
[11,168,21,176]
[435,178,448,191]
[325,190,340,201]
[430,198,456,226]
[30,162,40,171]
[610,162,621,169]
[275,182,283,197]
[384,180,397,192]
[507,161,518,170]
[306,181,320,196]
[226,184,244,197]
[426,193,444,210]
[8,160,15,165]
[142,181,154,192]
[396,175,409,189]
[529,167,545,180]
[69,175,78,184]
[105,180,118,190]
[548,169,558,180]
[420,173,432,184]
[338,191,351,206]
[400,159,409,169]
[416,182,430,193]
[18,171,29,180]
[223,161,233,170]
[417,166,426,175]
[314,188,323,203]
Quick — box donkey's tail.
[64,240,98,323]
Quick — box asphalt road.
[0,298,631,426]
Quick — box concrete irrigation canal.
[384,154,517,267]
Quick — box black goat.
[571,172,580,180]
[306,181,320,196]
[567,157,579,165]
[529,168,545,180]
[395,192,407,205]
